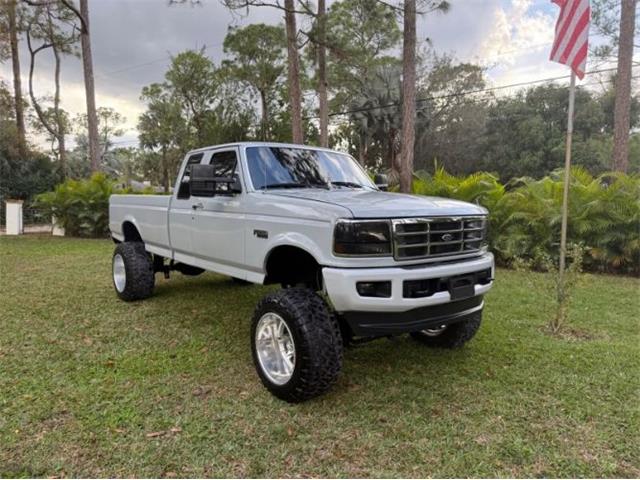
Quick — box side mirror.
[374,173,389,191]
[190,164,242,197]
[214,174,243,195]
[190,164,216,197]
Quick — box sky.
[0,0,633,149]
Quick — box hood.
[265,189,487,218]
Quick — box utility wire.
[312,65,638,120]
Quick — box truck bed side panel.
[109,195,172,257]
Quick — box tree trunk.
[399,0,416,193]
[26,21,61,166]
[611,0,637,172]
[52,43,66,178]
[284,0,303,144]
[79,0,100,173]
[8,0,26,156]
[316,0,329,147]
[259,89,269,141]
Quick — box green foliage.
[70,107,127,178]
[222,23,287,140]
[480,84,618,178]
[35,173,122,238]
[0,81,59,223]
[413,167,640,275]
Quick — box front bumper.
[322,252,494,336]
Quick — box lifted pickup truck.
[109,142,494,402]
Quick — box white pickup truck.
[109,142,494,402]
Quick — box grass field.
[0,236,638,478]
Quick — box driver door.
[190,147,246,271]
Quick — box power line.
[315,65,637,119]
[101,42,224,77]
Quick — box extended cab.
[109,142,494,402]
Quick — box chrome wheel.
[421,324,447,337]
[255,312,296,385]
[113,254,126,293]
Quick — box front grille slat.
[393,216,486,260]
[397,241,430,249]
[396,230,430,237]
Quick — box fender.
[262,231,325,274]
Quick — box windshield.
[246,146,376,190]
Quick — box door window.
[177,152,204,199]
[208,150,239,194]
[209,151,238,177]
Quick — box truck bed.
[109,195,172,256]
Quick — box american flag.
[549,0,590,79]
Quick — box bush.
[0,143,59,225]
[36,173,119,238]
[412,167,640,275]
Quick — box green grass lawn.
[1,236,638,478]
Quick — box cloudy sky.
[0,0,630,148]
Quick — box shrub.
[412,167,640,275]
[36,173,118,238]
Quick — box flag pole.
[559,71,576,285]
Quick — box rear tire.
[112,242,155,301]
[410,310,482,349]
[251,288,343,403]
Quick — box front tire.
[112,242,155,301]
[251,288,343,403]
[410,310,483,349]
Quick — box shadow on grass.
[142,273,479,398]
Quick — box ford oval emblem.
[441,233,453,242]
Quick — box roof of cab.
[186,142,341,155]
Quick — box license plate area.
[448,275,475,300]
[403,269,492,299]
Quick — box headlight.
[333,220,392,256]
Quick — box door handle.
[192,202,204,210]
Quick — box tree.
[398,0,449,193]
[0,80,58,222]
[3,0,27,156]
[612,0,637,171]
[399,0,416,193]
[25,0,102,172]
[413,55,489,174]
[75,0,99,172]
[591,0,639,59]
[67,107,127,178]
[138,84,189,192]
[283,0,303,143]
[325,0,401,106]
[74,107,126,170]
[24,0,78,177]
[165,49,219,146]
[336,62,403,170]
[479,83,635,179]
[316,0,328,146]
[222,23,287,141]
[138,51,255,190]
[220,0,305,144]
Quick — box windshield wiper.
[260,181,330,190]
[331,181,365,189]
[260,182,307,189]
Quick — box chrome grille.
[392,217,486,260]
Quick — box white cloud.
[469,0,561,86]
